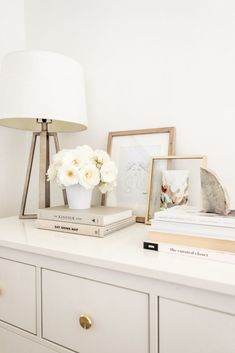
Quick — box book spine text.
[36,219,104,237]
[143,241,235,264]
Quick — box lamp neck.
[37,118,52,132]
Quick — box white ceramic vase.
[66,184,92,209]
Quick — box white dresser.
[0,216,234,353]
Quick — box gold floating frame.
[145,155,207,225]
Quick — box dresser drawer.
[159,298,235,353]
[0,326,56,353]
[42,269,149,353]
[0,257,36,333]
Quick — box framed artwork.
[145,155,207,224]
[102,127,176,223]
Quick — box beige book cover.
[148,231,235,253]
[36,216,135,237]
[38,206,132,226]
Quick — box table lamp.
[0,50,88,219]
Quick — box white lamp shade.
[0,50,88,132]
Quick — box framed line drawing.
[145,155,207,224]
[102,127,176,223]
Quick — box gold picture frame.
[145,155,207,224]
[102,127,176,223]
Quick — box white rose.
[57,165,79,187]
[63,149,93,169]
[78,164,100,189]
[52,149,70,168]
[76,145,94,162]
[94,149,110,167]
[47,164,57,182]
[99,181,117,194]
[100,161,118,183]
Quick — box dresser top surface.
[0,216,235,296]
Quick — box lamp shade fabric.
[0,50,88,132]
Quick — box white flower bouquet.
[47,145,117,193]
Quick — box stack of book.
[144,206,235,264]
[36,206,135,237]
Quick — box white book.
[153,206,235,228]
[38,206,132,226]
[36,217,135,237]
[143,240,235,264]
[150,220,235,240]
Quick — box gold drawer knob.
[79,314,92,330]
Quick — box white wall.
[24,0,235,206]
[0,0,27,217]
